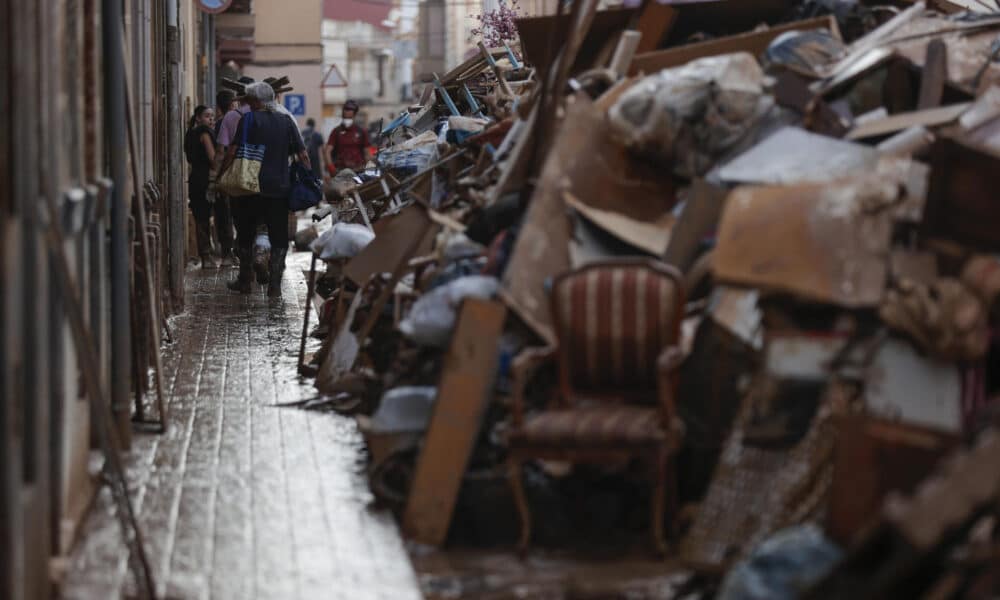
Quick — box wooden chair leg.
[651,449,668,557]
[507,457,532,556]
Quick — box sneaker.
[220,254,235,268]
[201,255,218,269]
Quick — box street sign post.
[284,94,306,116]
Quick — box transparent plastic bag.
[607,52,771,177]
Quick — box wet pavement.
[62,250,423,600]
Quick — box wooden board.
[564,191,674,256]
[827,416,957,546]
[713,179,894,308]
[917,38,948,109]
[663,178,728,273]
[634,1,677,53]
[923,135,1000,253]
[846,103,970,140]
[403,299,507,546]
[630,15,837,76]
[500,95,675,344]
[343,204,435,286]
[516,8,636,80]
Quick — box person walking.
[209,88,237,266]
[219,82,310,298]
[217,77,256,265]
[302,118,326,179]
[183,105,219,268]
[324,99,370,174]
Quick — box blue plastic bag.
[288,160,322,212]
[718,524,842,600]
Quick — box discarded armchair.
[506,259,687,555]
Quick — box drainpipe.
[167,0,184,307]
[205,13,217,104]
[103,0,132,447]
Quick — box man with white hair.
[218,81,311,297]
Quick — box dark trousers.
[235,195,290,251]
[189,180,234,253]
[213,193,235,254]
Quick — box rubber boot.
[254,249,270,285]
[227,248,252,293]
[268,248,288,298]
[196,220,216,268]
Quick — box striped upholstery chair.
[507,259,686,555]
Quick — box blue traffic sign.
[284,94,306,116]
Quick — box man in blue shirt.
[219,82,310,297]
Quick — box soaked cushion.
[510,406,671,447]
[552,263,681,392]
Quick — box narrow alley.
[10,1,1000,599]
[62,255,422,600]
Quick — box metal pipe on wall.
[167,0,185,306]
[102,0,132,447]
[207,14,217,105]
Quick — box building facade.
[243,0,324,129]
[2,1,209,597]
[322,0,414,135]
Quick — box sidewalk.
[62,252,422,600]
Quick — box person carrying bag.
[217,110,265,197]
[218,82,311,297]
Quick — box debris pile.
[295,2,1000,597]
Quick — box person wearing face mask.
[324,99,371,174]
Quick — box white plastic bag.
[440,232,486,263]
[399,275,499,347]
[371,386,438,433]
[309,222,375,260]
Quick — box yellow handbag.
[217,111,263,197]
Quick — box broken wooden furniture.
[506,258,687,555]
[806,428,1000,600]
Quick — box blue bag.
[288,160,323,212]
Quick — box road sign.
[284,94,306,116]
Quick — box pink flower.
[470,0,522,51]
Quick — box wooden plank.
[827,416,957,546]
[403,299,506,545]
[917,38,948,109]
[663,178,728,273]
[634,1,677,53]
[846,103,970,140]
[343,204,435,286]
[516,9,636,80]
[714,179,892,307]
[630,15,837,76]
[500,96,674,344]
[923,135,1000,253]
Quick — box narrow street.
[62,252,422,600]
